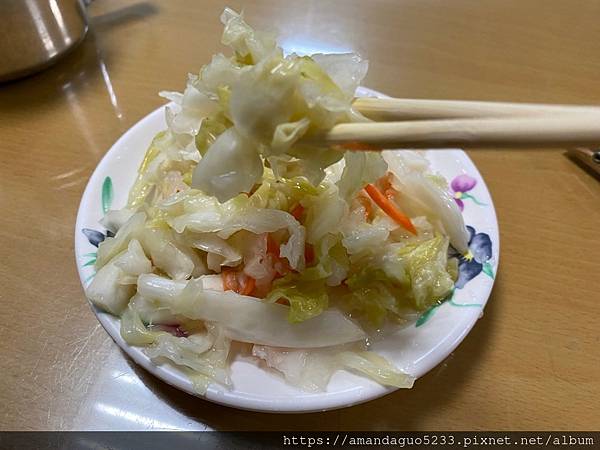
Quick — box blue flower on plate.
[451,225,494,288]
[416,225,494,327]
[82,228,114,247]
[81,176,115,247]
[80,176,114,276]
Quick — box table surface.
[1,0,599,431]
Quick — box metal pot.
[0,0,91,82]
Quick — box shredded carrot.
[266,234,280,256]
[290,203,305,221]
[238,275,256,296]
[364,183,417,235]
[221,268,239,292]
[222,268,256,295]
[305,243,315,266]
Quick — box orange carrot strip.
[238,275,256,296]
[266,234,280,256]
[221,268,239,292]
[305,243,315,266]
[364,183,417,235]
[222,268,256,295]
[290,203,305,221]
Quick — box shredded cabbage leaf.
[135,274,365,348]
[252,344,414,392]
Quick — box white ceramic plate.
[75,87,499,413]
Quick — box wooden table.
[1,0,599,431]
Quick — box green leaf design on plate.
[83,259,96,267]
[415,290,457,327]
[450,299,482,307]
[461,192,487,206]
[416,303,441,327]
[482,261,495,279]
[102,176,113,215]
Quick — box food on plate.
[86,8,469,393]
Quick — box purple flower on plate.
[450,174,486,211]
[451,226,494,289]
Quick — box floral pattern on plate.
[80,176,113,281]
[416,173,495,327]
[451,174,487,211]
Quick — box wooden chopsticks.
[565,148,600,176]
[352,97,600,121]
[306,98,600,149]
[315,116,600,149]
